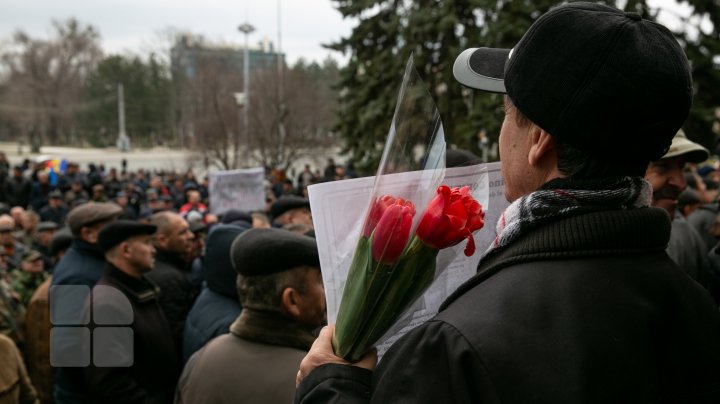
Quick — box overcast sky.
[0,0,355,65]
[0,0,706,66]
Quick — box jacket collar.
[440,207,671,310]
[154,249,189,271]
[229,308,316,351]
[104,264,160,303]
[71,239,105,260]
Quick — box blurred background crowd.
[0,153,356,403]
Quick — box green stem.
[333,236,372,357]
[344,236,438,362]
[333,237,395,358]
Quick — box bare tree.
[184,54,244,170]
[0,19,102,150]
[249,61,338,170]
[175,34,340,171]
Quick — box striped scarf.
[487,176,653,255]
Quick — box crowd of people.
[0,2,719,404]
[0,154,343,403]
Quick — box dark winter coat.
[83,264,181,404]
[182,224,246,363]
[667,213,713,286]
[687,203,719,251]
[177,309,315,404]
[51,240,106,287]
[29,182,52,211]
[5,176,31,208]
[145,250,197,353]
[296,208,720,403]
[39,204,68,225]
[52,239,110,404]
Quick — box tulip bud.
[362,195,397,238]
[371,199,415,264]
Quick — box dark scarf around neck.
[485,176,653,260]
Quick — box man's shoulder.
[202,332,305,358]
[190,289,240,317]
[186,333,240,365]
[148,258,174,274]
[146,263,177,284]
[52,251,105,287]
[151,255,182,271]
[148,255,190,285]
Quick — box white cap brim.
[453,47,512,93]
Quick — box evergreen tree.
[671,0,720,150]
[329,0,556,173]
[79,54,173,147]
[330,0,719,174]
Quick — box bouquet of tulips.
[331,57,488,362]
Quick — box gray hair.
[237,266,313,312]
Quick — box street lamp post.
[276,0,286,167]
[238,22,255,163]
[117,83,131,152]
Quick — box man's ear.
[280,287,301,320]
[153,232,166,249]
[528,126,557,167]
[120,241,130,258]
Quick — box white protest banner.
[208,167,265,215]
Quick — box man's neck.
[109,259,142,279]
[154,247,188,268]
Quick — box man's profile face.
[0,230,13,246]
[21,258,44,274]
[161,216,194,255]
[84,220,114,245]
[294,268,326,328]
[126,235,156,272]
[37,230,55,246]
[288,208,313,228]
[187,191,201,204]
[10,208,24,223]
[498,99,535,202]
[645,156,686,218]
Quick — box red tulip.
[416,185,485,256]
[363,195,398,238]
[371,199,415,264]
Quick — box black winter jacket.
[296,208,720,403]
[85,265,181,403]
[145,250,197,353]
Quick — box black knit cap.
[203,224,245,299]
[270,195,310,219]
[453,2,692,162]
[230,228,319,276]
[97,220,157,253]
